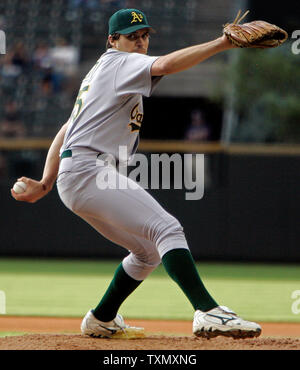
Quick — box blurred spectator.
[0,100,32,180]
[184,109,211,141]
[9,41,30,72]
[0,101,27,138]
[29,39,78,137]
[33,41,52,71]
[0,41,30,94]
[0,55,21,93]
[49,38,79,78]
[33,41,64,94]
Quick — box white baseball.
[13,181,27,194]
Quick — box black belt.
[61,149,119,166]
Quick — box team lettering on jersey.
[129,103,143,132]
[131,12,143,23]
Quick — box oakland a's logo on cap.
[131,11,143,24]
[108,9,152,35]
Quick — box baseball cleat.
[81,309,145,339]
[193,305,261,339]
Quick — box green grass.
[0,258,299,323]
[0,332,26,337]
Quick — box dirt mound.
[0,316,299,351]
[0,333,299,350]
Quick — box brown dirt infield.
[0,316,299,350]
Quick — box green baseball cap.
[108,8,153,35]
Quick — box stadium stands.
[0,0,235,138]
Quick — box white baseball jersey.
[61,49,162,162]
[57,48,189,282]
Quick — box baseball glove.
[223,10,288,48]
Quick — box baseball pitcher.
[11,8,287,339]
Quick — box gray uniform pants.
[57,149,189,281]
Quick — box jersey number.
[70,85,90,123]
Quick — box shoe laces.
[218,306,237,316]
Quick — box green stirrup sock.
[162,248,218,312]
[92,263,142,322]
